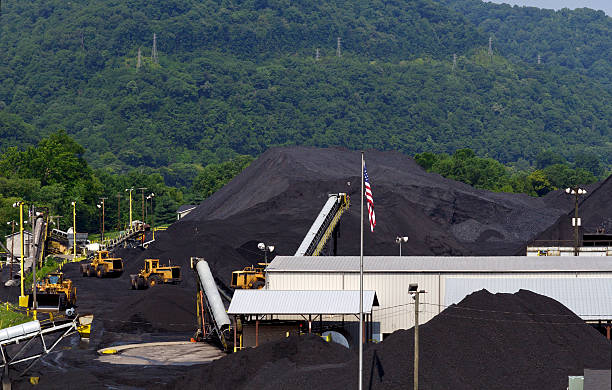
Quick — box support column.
[233,316,237,352]
[308,315,312,334]
[606,325,610,340]
[255,319,259,347]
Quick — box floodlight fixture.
[408,283,418,293]
[268,245,275,253]
[257,242,265,250]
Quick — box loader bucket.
[28,294,62,312]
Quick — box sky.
[486,0,611,15]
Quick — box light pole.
[71,201,77,260]
[125,188,134,227]
[565,187,587,256]
[147,193,155,225]
[7,221,14,280]
[116,193,122,231]
[409,283,426,390]
[396,236,409,256]
[99,197,107,240]
[12,201,26,305]
[257,242,275,264]
[138,187,148,224]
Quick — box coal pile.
[165,335,353,390]
[169,290,611,390]
[140,146,575,290]
[535,174,612,243]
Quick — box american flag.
[364,163,376,232]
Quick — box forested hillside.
[0,0,611,177]
[440,0,612,83]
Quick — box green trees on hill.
[415,149,599,196]
[0,0,611,173]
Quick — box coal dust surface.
[168,290,611,390]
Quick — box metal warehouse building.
[265,256,612,340]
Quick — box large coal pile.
[141,146,573,289]
[535,175,612,243]
[169,290,611,390]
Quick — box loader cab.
[145,259,159,273]
[98,251,110,259]
[48,274,61,285]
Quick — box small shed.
[228,290,379,348]
[176,205,197,220]
[5,231,32,258]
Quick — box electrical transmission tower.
[152,33,159,64]
[316,48,320,61]
[452,53,457,71]
[336,37,341,57]
[537,54,541,65]
[137,47,142,70]
[488,36,493,56]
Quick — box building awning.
[227,290,379,315]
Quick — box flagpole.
[359,151,364,390]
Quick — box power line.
[152,33,159,64]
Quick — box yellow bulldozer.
[231,264,267,289]
[81,250,124,277]
[130,259,181,289]
[29,272,77,312]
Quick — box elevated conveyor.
[191,258,231,351]
[294,193,350,256]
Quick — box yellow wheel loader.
[81,250,124,278]
[130,259,181,290]
[230,265,267,289]
[28,272,77,312]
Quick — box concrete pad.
[97,341,225,366]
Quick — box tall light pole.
[138,187,148,224]
[12,201,26,305]
[147,193,155,225]
[565,187,587,256]
[116,193,122,231]
[396,236,409,256]
[409,283,426,390]
[257,242,275,264]
[125,188,134,227]
[99,197,107,240]
[71,201,77,260]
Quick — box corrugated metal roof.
[266,256,612,273]
[444,278,612,320]
[227,290,378,315]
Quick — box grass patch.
[23,258,60,288]
[0,304,31,329]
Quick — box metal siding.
[267,256,612,272]
[444,278,612,320]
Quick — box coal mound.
[139,146,574,291]
[169,290,611,390]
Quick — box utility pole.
[152,33,159,64]
[72,202,77,260]
[137,47,142,70]
[336,37,341,57]
[565,187,587,256]
[100,197,107,240]
[117,193,122,231]
[315,48,320,61]
[8,221,14,280]
[138,188,148,224]
[409,285,426,390]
